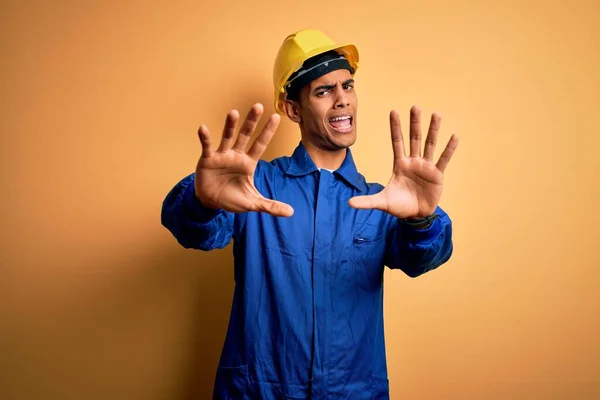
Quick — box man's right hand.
[194,103,294,217]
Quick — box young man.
[162,29,458,399]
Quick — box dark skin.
[194,69,459,219]
[284,70,358,170]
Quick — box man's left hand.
[349,106,459,219]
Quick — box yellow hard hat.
[272,29,359,114]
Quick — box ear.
[283,100,302,123]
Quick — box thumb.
[348,193,387,211]
[257,198,295,217]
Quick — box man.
[161,29,458,399]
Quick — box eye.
[343,83,354,91]
[316,90,331,97]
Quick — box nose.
[333,85,350,108]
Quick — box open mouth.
[328,115,353,133]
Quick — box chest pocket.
[353,224,386,292]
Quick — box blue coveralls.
[161,143,453,399]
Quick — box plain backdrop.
[1,1,599,399]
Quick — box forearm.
[161,173,234,250]
[384,206,453,277]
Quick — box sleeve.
[384,205,453,278]
[160,173,235,251]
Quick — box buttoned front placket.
[310,169,334,399]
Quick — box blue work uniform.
[161,143,453,399]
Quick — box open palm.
[195,104,294,217]
[349,106,459,219]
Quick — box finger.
[423,112,441,162]
[233,103,264,152]
[248,113,280,160]
[389,110,406,161]
[348,193,387,211]
[436,134,460,173]
[409,105,422,157]
[256,198,294,217]
[217,110,239,152]
[197,125,214,158]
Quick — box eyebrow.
[313,79,355,93]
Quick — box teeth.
[330,116,351,122]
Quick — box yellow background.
[1,1,599,399]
